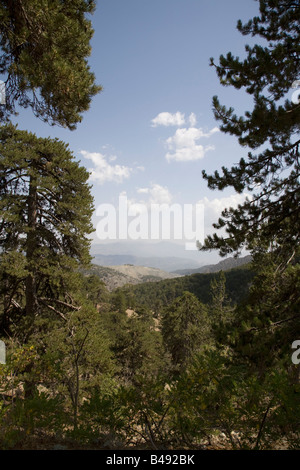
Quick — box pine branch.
[39,299,67,321]
[39,297,81,311]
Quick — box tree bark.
[23,174,39,399]
[25,174,38,319]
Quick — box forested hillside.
[0,0,299,452]
[122,266,254,313]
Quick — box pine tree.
[199,0,300,385]
[0,124,94,332]
[201,0,300,257]
[0,0,101,129]
[209,271,235,346]
[229,249,300,376]
[161,292,210,372]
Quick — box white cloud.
[124,185,179,241]
[137,183,173,205]
[189,112,197,127]
[119,189,248,246]
[151,111,185,127]
[134,165,145,172]
[198,193,252,236]
[165,126,219,162]
[149,183,173,205]
[80,150,132,185]
[151,111,219,162]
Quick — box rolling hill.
[82,263,181,291]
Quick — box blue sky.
[11,0,262,259]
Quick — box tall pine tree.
[200,0,300,386]
[201,0,299,258]
[0,0,101,129]
[0,124,94,333]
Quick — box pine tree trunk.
[24,174,38,399]
[25,174,38,319]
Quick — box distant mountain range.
[85,255,252,292]
[172,255,252,275]
[91,253,203,273]
[90,241,216,272]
